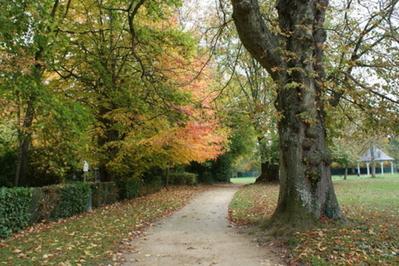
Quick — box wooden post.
[357,163,361,176]
[391,162,395,174]
[381,162,384,175]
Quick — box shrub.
[116,178,142,200]
[140,173,163,196]
[51,182,91,218]
[187,162,215,184]
[168,172,197,186]
[0,187,33,238]
[30,186,59,222]
[31,182,90,221]
[0,151,17,187]
[90,182,118,208]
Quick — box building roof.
[359,146,394,162]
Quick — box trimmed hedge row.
[91,182,118,208]
[34,183,91,220]
[140,174,163,196]
[168,172,197,185]
[0,187,32,238]
[117,178,142,200]
[0,182,91,238]
[0,171,197,239]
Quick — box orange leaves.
[139,119,228,166]
[135,35,228,166]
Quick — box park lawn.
[0,186,201,265]
[229,175,399,265]
[230,177,256,184]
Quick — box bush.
[210,155,232,183]
[0,151,17,187]
[31,182,90,221]
[90,182,118,208]
[1,183,90,238]
[140,172,163,196]
[187,162,215,184]
[116,178,142,200]
[51,183,91,218]
[0,187,33,238]
[168,172,197,185]
[30,186,59,222]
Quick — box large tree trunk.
[274,79,341,224]
[232,0,342,224]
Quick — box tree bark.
[232,0,342,224]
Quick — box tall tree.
[0,0,86,185]
[231,0,342,224]
[55,0,228,181]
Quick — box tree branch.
[231,0,283,80]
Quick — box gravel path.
[123,185,283,266]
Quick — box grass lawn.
[229,175,399,265]
[230,177,256,184]
[0,186,200,265]
[229,173,398,185]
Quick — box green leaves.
[0,187,33,238]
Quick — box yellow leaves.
[12,248,22,254]
[229,184,279,225]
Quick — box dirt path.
[122,185,283,266]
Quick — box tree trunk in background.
[232,0,342,225]
[256,137,279,183]
[344,167,348,180]
[370,146,376,178]
[255,162,279,183]
[15,98,35,186]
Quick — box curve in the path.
[123,185,283,266]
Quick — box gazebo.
[357,146,395,175]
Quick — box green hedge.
[51,183,91,218]
[116,178,142,200]
[140,174,163,196]
[117,175,164,199]
[1,177,167,239]
[168,172,197,185]
[91,182,118,208]
[30,182,91,222]
[0,187,33,238]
